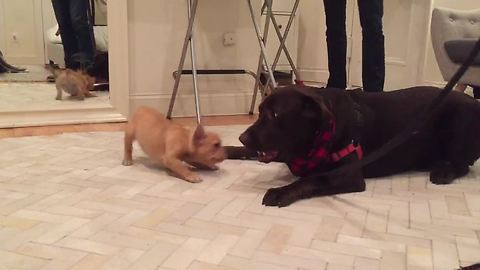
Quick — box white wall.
[297,0,435,90]
[296,0,356,83]
[41,0,58,64]
[41,0,57,31]
[127,0,265,117]
[0,0,106,66]
[297,0,479,89]
[93,0,108,26]
[0,0,45,65]
[125,0,477,117]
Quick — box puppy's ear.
[192,124,206,146]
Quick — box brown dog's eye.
[214,143,221,148]
[264,110,277,120]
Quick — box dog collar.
[331,142,363,162]
[287,120,363,177]
[287,120,335,177]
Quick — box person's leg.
[69,0,96,72]
[358,0,385,92]
[52,0,79,69]
[323,0,347,89]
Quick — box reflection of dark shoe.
[47,75,55,83]
[0,51,26,73]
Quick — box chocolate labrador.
[226,85,480,207]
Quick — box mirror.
[0,0,111,116]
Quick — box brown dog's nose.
[239,132,250,146]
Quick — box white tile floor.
[0,65,51,83]
[0,125,479,270]
[0,82,110,112]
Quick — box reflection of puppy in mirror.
[122,106,226,183]
[51,68,96,100]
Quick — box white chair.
[431,7,480,97]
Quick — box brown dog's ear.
[192,124,206,146]
[301,97,320,119]
[297,88,333,121]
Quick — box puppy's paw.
[430,161,456,185]
[189,162,218,171]
[208,165,219,171]
[122,160,133,166]
[185,173,202,183]
[262,186,297,207]
[55,96,61,100]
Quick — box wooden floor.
[0,115,257,139]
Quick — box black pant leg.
[323,0,347,89]
[52,0,79,69]
[69,0,96,71]
[358,0,385,92]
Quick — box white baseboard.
[130,92,262,117]
[298,69,329,84]
[423,80,446,88]
[0,107,126,128]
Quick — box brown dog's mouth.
[257,150,279,163]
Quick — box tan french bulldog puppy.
[52,68,96,100]
[122,106,226,183]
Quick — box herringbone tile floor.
[0,125,479,270]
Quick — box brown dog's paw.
[262,186,297,207]
[122,160,133,166]
[429,161,466,185]
[184,173,203,183]
[430,168,455,185]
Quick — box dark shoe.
[0,54,26,73]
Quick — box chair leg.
[455,84,467,92]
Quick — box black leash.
[316,37,480,179]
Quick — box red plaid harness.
[287,120,363,177]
